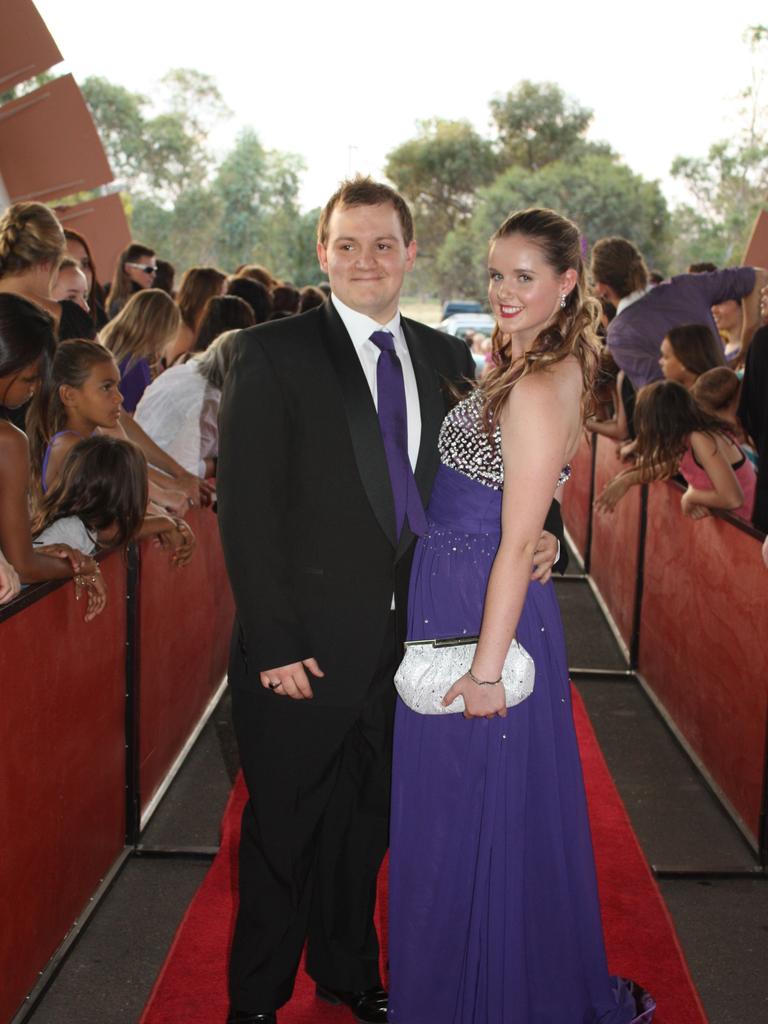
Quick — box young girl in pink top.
[634,380,756,522]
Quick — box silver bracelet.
[468,667,502,687]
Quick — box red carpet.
[140,690,708,1024]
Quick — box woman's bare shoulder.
[689,429,725,458]
[513,356,582,404]
[0,419,28,457]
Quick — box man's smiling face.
[317,202,416,325]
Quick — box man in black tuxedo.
[217,178,564,1024]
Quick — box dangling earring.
[560,294,567,309]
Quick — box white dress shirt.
[135,361,220,478]
[331,294,421,469]
[615,285,652,317]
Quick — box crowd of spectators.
[586,237,767,563]
[0,199,325,613]
[1,195,767,614]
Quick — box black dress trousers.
[228,613,400,1012]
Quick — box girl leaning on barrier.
[0,293,106,619]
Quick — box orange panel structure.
[0,556,127,1024]
[0,512,234,1018]
[0,74,112,203]
[137,506,235,818]
[561,432,594,564]
[55,194,132,290]
[0,0,62,94]
[589,436,644,654]
[638,481,768,845]
[743,209,768,267]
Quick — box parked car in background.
[437,313,495,342]
[438,313,496,373]
[441,299,483,320]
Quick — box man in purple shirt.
[590,237,766,390]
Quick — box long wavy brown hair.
[101,288,180,371]
[32,435,148,548]
[633,379,733,481]
[26,339,116,499]
[481,208,602,433]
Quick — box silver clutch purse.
[394,634,535,715]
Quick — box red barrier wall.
[638,482,768,842]
[561,432,594,562]
[138,507,234,815]
[0,555,127,1024]
[589,436,643,652]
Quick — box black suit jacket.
[217,302,563,708]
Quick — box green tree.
[435,223,485,302]
[490,81,610,170]
[158,68,230,144]
[670,25,768,265]
[211,129,306,275]
[80,76,146,182]
[81,68,229,200]
[385,119,497,257]
[80,75,314,276]
[290,209,324,288]
[435,154,669,299]
[0,71,56,106]
[211,128,268,266]
[132,187,223,272]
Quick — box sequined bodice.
[438,389,571,491]
[439,390,503,489]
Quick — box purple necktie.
[369,330,427,539]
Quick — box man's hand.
[175,471,215,509]
[531,530,559,584]
[260,658,325,699]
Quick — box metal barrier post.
[629,484,648,671]
[124,543,141,846]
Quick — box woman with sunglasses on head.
[107,242,157,320]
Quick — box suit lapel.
[395,318,447,560]
[319,303,398,547]
[403,317,445,503]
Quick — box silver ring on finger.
[268,681,282,690]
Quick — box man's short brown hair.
[317,175,414,247]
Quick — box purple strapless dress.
[388,392,654,1024]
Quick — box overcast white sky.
[34,0,767,212]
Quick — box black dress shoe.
[316,983,388,1023]
[226,1011,276,1023]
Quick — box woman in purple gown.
[388,210,654,1024]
